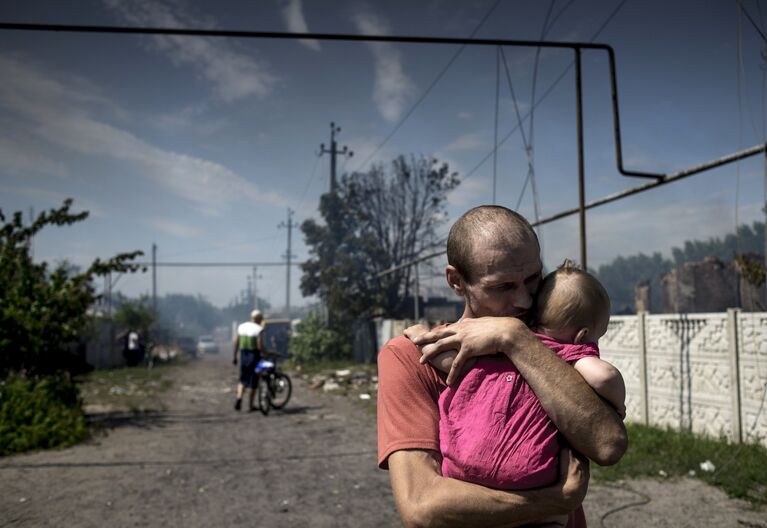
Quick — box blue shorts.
[239,349,261,388]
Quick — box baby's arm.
[572,357,626,419]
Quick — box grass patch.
[593,423,767,506]
[284,359,377,377]
[75,361,180,413]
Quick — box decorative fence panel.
[601,310,767,447]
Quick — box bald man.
[377,205,627,527]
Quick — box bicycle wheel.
[257,376,271,415]
[269,373,292,409]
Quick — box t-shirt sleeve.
[377,335,445,470]
[558,342,600,363]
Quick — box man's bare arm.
[415,317,628,465]
[388,448,587,528]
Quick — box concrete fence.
[372,311,767,447]
[601,310,767,447]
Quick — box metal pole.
[575,49,587,270]
[152,243,157,314]
[285,209,294,318]
[414,262,420,320]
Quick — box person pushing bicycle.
[232,309,265,412]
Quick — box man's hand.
[555,448,589,510]
[413,317,527,385]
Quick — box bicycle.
[255,354,292,415]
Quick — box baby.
[411,260,625,500]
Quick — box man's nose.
[511,289,533,310]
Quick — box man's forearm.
[502,326,627,465]
[388,450,583,528]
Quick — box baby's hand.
[404,324,459,374]
[404,324,430,342]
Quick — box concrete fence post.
[726,308,742,443]
[637,311,649,425]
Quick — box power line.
[351,0,503,172]
[295,154,321,213]
[162,234,282,259]
[737,0,767,44]
[463,0,630,183]
[134,261,304,267]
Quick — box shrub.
[288,312,352,364]
[0,374,88,455]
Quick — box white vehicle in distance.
[196,335,219,355]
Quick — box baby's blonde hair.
[533,259,610,332]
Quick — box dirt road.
[1,356,765,527]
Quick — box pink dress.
[438,334,599,489]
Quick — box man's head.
[533,259,610,344]
[250,309,264,324]
[446,205,542,319]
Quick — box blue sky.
[1,0,765,310]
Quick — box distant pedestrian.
[122,329,143,366]
[232,310,265,411]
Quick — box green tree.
[0,199,143,377]
[114,296,156,336]
[288,311,351,363]
[671,221,764,265]
[300,154,459,329]
[594,252,672,314]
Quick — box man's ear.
[574,327,589,344]
[445,265,466,296]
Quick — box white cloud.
[351,11,416,122]
[102,0,278,101]
[153,103,228,136]
[0,137,68,177]
[147,217,201,238]
[446,174,489,207]
[456,111,473,120]
[445,133,485,152]
[281,0,321,51]
[0,55,289,215]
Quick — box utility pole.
[278,208,299,318]
[319,121,353,193]
[152,243,157,315]
[252,265,263,309]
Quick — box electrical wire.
[736,0,767,45]
[598,483,652,528]
[352,0,504,172]
[161,234,283,259]
[462,0,629,183]
[295,154,321,213]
